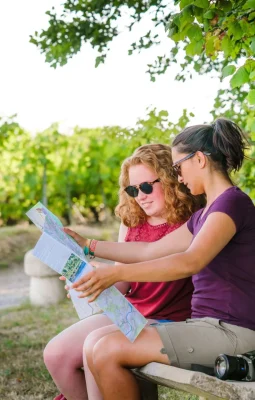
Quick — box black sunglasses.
[172,152,211,177]
[125,178,160,198]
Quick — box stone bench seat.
[133,363,255,400]
[24,249,66,306]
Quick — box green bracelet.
[83,246,89,256]
[89,250,95,258]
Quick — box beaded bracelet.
[83,239,98,259]
[83,238,91,256]
[89,239,98,259]
[83,246,89,256]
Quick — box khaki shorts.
[155,318,255,370]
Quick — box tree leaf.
[244,59,255,73]
[159,110,169,117]
[250,119,255,132]
[248,11,255,20]
[180,0,194,9]
[185,41,197,56]
[243,0,255,10]
[95,56,105,68]
[230,66,249,88]
[221,35,234,57]
[195,39,204,54]
[185,40,203,56]
[205,36,215,56]
[228,22,243,41]
[249,70,255,80]
[193,0,209,7]
[187,24,203,41]
[218,1,232,11]
[222,65,236,78]
[179,6,194,31]
[247,89,255,104]
[204,10,214,19]
[251,37,255,54]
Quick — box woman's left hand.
[71,261,120,302]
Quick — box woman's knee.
[43,337,67,372]
[84,324,118,365]
[91,335,121,374]
[83,330,101,367]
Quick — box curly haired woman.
[44,143,202,400]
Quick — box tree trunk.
[65,170,73,225]
[42,162,47,207]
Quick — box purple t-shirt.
[187,186,255,330]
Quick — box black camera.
[214,350,255,381]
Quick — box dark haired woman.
[66,118,255,400]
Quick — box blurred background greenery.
[1,0,255,227]
[0,105,254,228]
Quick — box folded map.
[26,202,147,342]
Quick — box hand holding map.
[26,202,147,342]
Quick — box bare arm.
[118,212,236,282]
[72,212,237,301]
[114,223,131,294]
[64,222,192,263]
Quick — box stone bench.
[133,363,255,400]
[24,249,66,306]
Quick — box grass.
[0,302,198,400]
[0,225,41,268]
[0,301,78,400]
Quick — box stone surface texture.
[24,249,57,277]
[134,363,255,400]
[24,249,66,305]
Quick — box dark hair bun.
[212,118,248,171]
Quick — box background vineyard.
[1,107,254,227]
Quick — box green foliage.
[31,1,255,132]
[31,1,255,109]
[30,1,172,69]
[0,110,192,226]
[230,66,250,89]
[167,1,255,102]
[222,65,236,78]
[247,88,255,104]
[31,1,255,90]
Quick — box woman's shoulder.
[209,186,255,231]
[212,186,254,212]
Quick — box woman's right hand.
[63,227,90,248]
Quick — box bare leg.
[85,326,170,400]
[84,320,161,400]
[83,324,120,399]
[43,314,113,400]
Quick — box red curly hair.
[115,144,204,227]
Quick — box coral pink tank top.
[125,221,193,321]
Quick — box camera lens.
[215,355,228,379]
[215,354,248,381]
